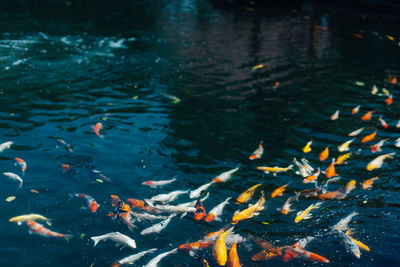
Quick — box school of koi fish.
[2,74,399,266]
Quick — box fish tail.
[90,236,101,246]
[63,234,73,242]
[314,202,323,209]
[45,219,52,226]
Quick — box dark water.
[1,1,400,266]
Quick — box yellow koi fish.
[236,184,261,204]
[232,192,265,224]
[338,139,354,152]
[345,229,370,251]
[9,214,52,226]
[336,153,351,165]
[294,202,322,223]
[366,153,395,171]
[302,140,312,153]
[213,227,234,266]
[257,165,293,175]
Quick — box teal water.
[0,1,400,266]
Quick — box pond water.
[0,1,399,266]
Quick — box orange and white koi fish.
[0,141,13,152]
[249,141,263,160]
[190,181,213,199]
[27,220,72,241]
[179,240,213,251]
[362,177,378,190]
[271,183,289,198]
[280,195,298,215]
[302,140,312,153]
[92,122,103,138]
[338,139,354,152]
[213,227,234,266]
[236,183,261,204]
[361,110,374,121]
[303,168,320,184]
[352,105,360,115]
[336,153,351,165]
[142,177,176,188]
[361,130,377,143]
[331,110,339,120]
[371,84,378,95]
[3,172,23,187]
[194,199,206,220]
[348,127,365,137]
[227,241,241,267]
[257,165,293,176]
[366,152,395,171]
[345,229,370,251]
[325,158,338,178]
[204,197,231,222]
[71,193,99,212]
[283,247,329,263]
[14,157,26,175]
[212,166,240,183]
[294,202,322,223]
[385,95,393,105]
[319,147,329,161]
[293,158,314,177]
[232,192,265,224]
[379,116,388,129]
[371,139,388,153]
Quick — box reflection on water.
[0,0,400,266]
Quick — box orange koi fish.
[352,105,360,114]
[271,183,289,198]
[362,177,378,190]
[385,95,393,105]
[303,168,320,184]
[227,241,241,267]
[371,139,388,153]
[27,220,72,241]
[236,184,261,204]
[319,147,329,161]
[379,116,388,129]
[336,153,351,165]
[331,110,339,120]
[249,141,263,160]
[194,199,206,220]
[366,152,395,171]
[273,81,280,89]
[213,227,234,266]
[71,193,99,212]
[352,33,363,39]
[361,110,374,121]
[325,158,338,178]
[361,130,377,143]
[61,164,78,176]
[92,122,103,138]
[14,157,26,175]
[317,191,345,200]
[387,75,397,84]
[179,241,213,250]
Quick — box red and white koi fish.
[142,177,176,188]
[331,110,339,120]
[283,247,329,263]
[204,197,231,222]
[366,152,395,171]
[348,127,364,137]
[14,158,26,175]
[0,141,13,152]
[27,220,72,241]
[371,139,388,153]
[379,116,388,129]
[71,193,99,212]
[249,141,263,160]
[3,172,23,187]
[352,105,360,115]
[212,165,240,183]
[92,122,103,138]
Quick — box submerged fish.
[3,172,23,187]
[379,116,388,129]
[361,110,374,121]
[204,197,231,222]
[332,212,358,232]
[338,139,354,152]
[336,229,361,258]
[345,229,370,251]
[385,95,393,105]
[336,153,352,165]
[142,177,176,188]
[71,193,99,212]
[91,232,136,249]
[319,147,329,161]
[212,166,240,183]
[161,92,181,104]
[232,192,265,224]
[280,195,298,215]
[27,220,72,241]
[325,158,338,178]
[249,141,263,160]
[9,214,51,226]
[194,199,206,221]
[14,158,26,175]
[293,158,314,177]
[92,122,103,138]
[331,110,339,120]
[271,183,289,198]
[348,127,364,137]
[352,105,360,115]
[283,246,329,263]
[0,141,13,152]
[56,139,73,152]
[150,189,189,203]
[371,139,388,153]
[140,214,176,235]
[361,130,377,143]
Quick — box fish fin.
[90,237,101,247]
[63,235,73,242]
[45,220,52,226]
[314,202,323,209]
[304,214,312,220]
[17,221,22,226]
[180,212,187,219]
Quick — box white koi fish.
[204,197,231,222]
[0,141,13,152]
[142,177,176,188]
[132,212,167,222]
[143,248,178,267]
[140,214,176,235]
[115,248,157,265]
[338,139,354,152]
[190,181,213,199]
[212,165,240,183]
[150,189,189,203]
[348,127,365,137]
[91,232,136,249]
[395,137,400,148]
[3,172,23,187]
[332,212,358,232]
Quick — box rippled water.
[1,1,400,266]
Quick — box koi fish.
[227,241,241,267]
[345,180,357,195]
[132,212,167,222]
[71,193,99,212]
[91,232,136,249]
[202,259,210,267]
[379,116,388,129]
[87,168,111,183]
[371,139,388,153]
[14,158,26,175]
[280,195,297,215]
[332,212,358,231]
[382,88,391,96]
[348,127,364,137]
[387,75,397,84]
[56,139,73,152]
[236,183,261,204]
[62,164,78,177]
[115,248,157,266]
[366,153,395,171]
[303,168,320,184]
[252,250,280,261]
[285,247,329,263]
[150,189,189,203]
[362,177,378,190]
[109,202,136,231]
[317,191,345,200]
[361,130,377,143]
[338,139,354,152]
[152,203,196,213]
[3,172,23,187]
[273,81,280,89]
[271,183,289,198]
[336,229,360,258]
[249,141,263,160]
[9,214,52,226]
[232,192,265,224]
[385,95,393,105]
[302,140,312,153]
[396,137,400,147]
[0,141,13,152]
[142,177,176,188]
[179,241,213,251]
[190,181,213,199]
[143,248,178,267]
[361,110,374,121]
[27,220,72,241]
[212,166,240,183]
[371,84,378,95]
[325,158,338,178]
[92,122,103,138]
[331,110,339,120]
[352,105,360,114]
[194,199,206,220]
[204,197,231,222]
[249,235,281,254]
[161,92,181,104]
[252,64,264,70]
[213,227,234,266]
[319,147,329,161]
[293,158,314,177]
[294,202,322,223]
[257,165,293,175]
[336,153,351,165]
[345,229,370,251]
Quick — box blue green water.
[0,1,400,266]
